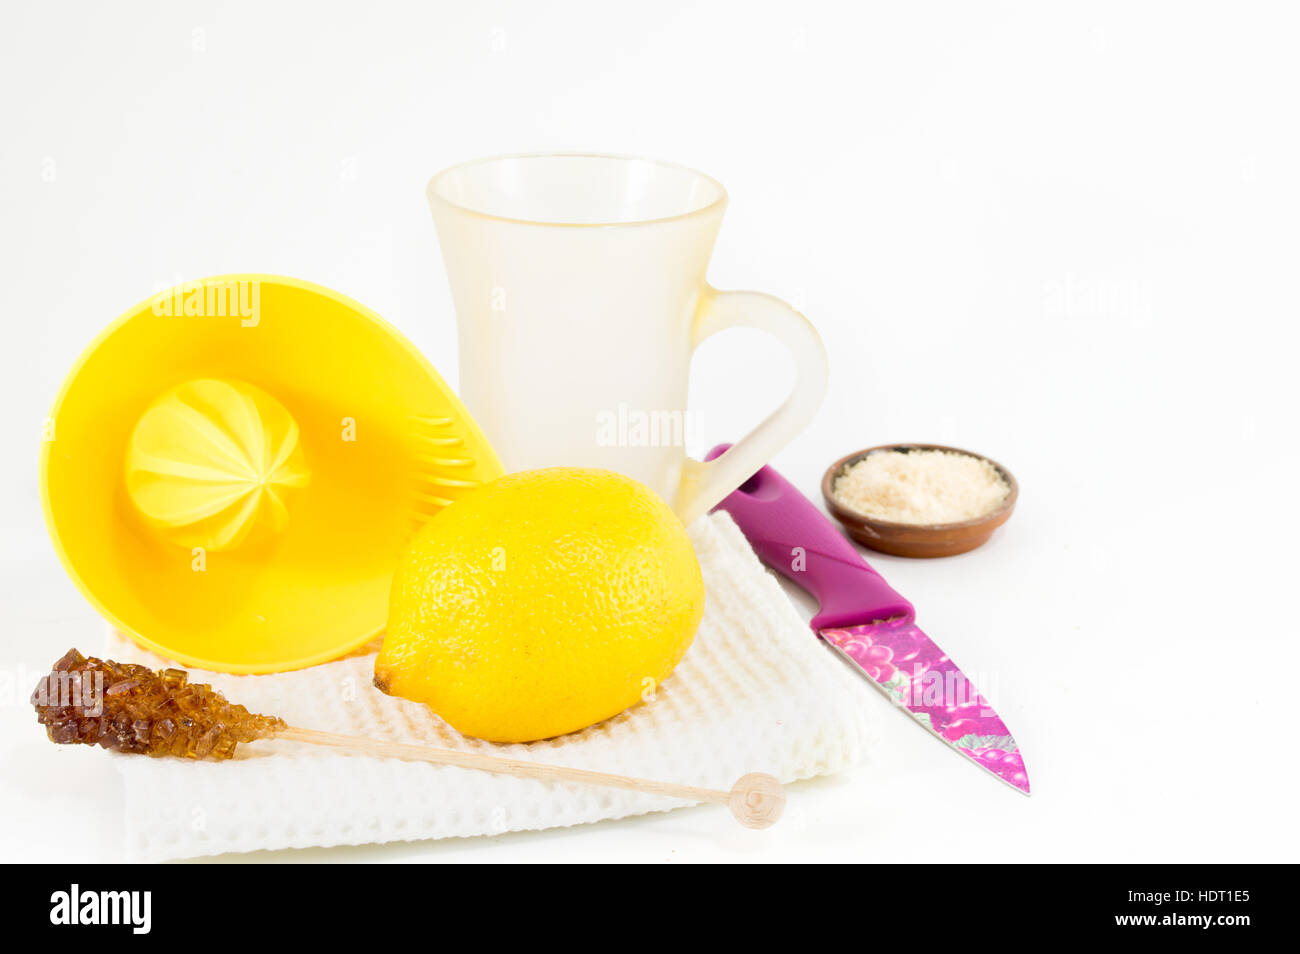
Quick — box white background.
[3,1,1297,862]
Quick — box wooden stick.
[276,725,785,829]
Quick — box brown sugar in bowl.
[821,444,1018,558]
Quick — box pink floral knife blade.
[707,445,1030,795]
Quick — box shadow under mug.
[427,153,827,525]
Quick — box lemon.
[375,468,705,742]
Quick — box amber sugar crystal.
[32,648,286,760]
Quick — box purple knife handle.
[706,444,914,629]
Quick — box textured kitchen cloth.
[106,512,873,860]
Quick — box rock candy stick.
[32,650,785,828]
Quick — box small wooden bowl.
[821,444,1018,558]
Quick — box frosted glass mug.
[427,154,827,525]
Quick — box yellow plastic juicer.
[40,275,502,673]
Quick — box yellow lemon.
[375,468,705,742]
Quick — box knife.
[707,445,1030,795]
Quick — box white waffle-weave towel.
[104,512,872,860]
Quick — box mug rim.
[426,152,729,229]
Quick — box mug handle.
[673,287,828,525]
